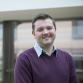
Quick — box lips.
[42,34,52,39]
[42,36,51,42]
[42,36,50,39]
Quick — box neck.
[41,44,54,56]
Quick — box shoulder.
[57,49,71,55]
[56,49,76,69]
[14,48,34,76]
[15,48,36,70]
[56,49,75,67]
[19,47,36,58]
[16,48,36,63]
[56,48,73,61]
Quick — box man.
[14,14,78,83]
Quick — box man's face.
[32,18,56,47]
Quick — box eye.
[37,27,44,32]
[47,26,53,30]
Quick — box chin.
[43,42,52,45]
[43,40,52,44]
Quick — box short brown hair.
[32,14,56,32]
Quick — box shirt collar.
[34,42,56,57]
[34,42,42,57]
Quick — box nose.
[43,29,48,34]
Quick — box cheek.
[49,31,56,37]
[34,32,42,39]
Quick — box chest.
[30,56,69,82]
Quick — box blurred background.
[0,0,83,83]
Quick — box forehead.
[34,18,53,27]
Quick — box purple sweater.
[14,48,78,83]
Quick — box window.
[0,23,3,83]
[0,24,3,40]
[72,20,83,39]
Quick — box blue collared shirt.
[34,42,56,57]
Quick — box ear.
[32,31,35,36]
[32,31,36,39]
